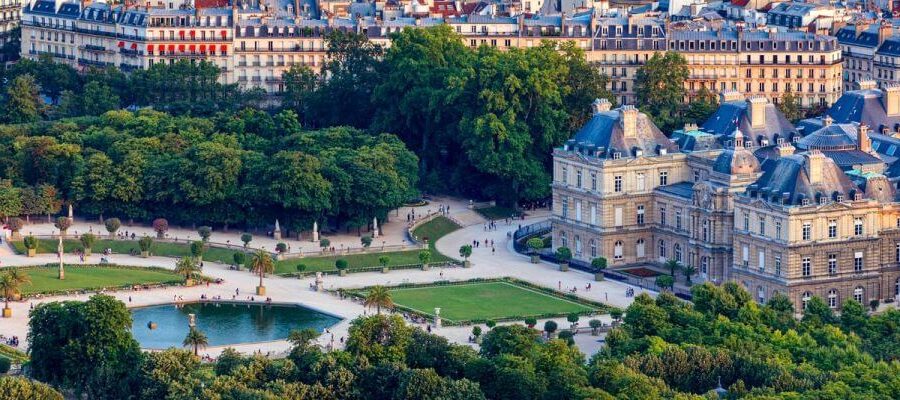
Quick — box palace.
[551,81,900,311]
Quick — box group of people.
[625,287,636,297]
[471,238,496,255]
[1,335,20,347]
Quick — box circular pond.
[131,302,340,349]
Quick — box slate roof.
[655,182,694,199]
[568,106,678,160]
[701,100,799,146]
[752,153,861,205]
[815,88,900,133]
[796,123,857,151]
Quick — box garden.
[11,265,184,296]
[11,238,243,265]
[346,278,610,325]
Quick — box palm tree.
[174,257,201,285]
[665,258,681,277]
[249,250,274,295]
[681,264,697,286]
[182,327,209,356]
[364,285,394,314]
[1,269,31,318]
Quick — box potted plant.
[275,242,288,260]
[589,319,602,336]
[80,233,96,257]
[336,259,349,276]
[233,252,246,269]
[655,275,675,291]
[1,269,30,318]
[241,233,252,248]
[665,258,681,277]
[592,257,607,281]
[250,250,274,295]
[471,326,482,343]
[524,317,537,329]
[152,218,169,239]
[197,226,212,242]
[138,236,153,257]
[544,320,558,339]
[526,238,544,263]
[174,257,201,287]
[610,309,623,326]
[379,255,390,274]
[682,264,697,286]
[555,247,572,272]
[7,217,24,240]
[296,264,307,276]
[558,330,575,345]
[105,217,121,239]
[418,250,431,271]
[459,245,473,268]
[190,241,204,262]
[54,216,72,237]
[319,238,330,253]
[360,235,372,249]
[567,312,580,329]
[23,235,38,257]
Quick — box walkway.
[0,201,641,358]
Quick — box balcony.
[77,58,113,67]
[81,44,112,53]
[119,48,143,56]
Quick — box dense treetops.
[24,284,900,399]
[0,108,418,231]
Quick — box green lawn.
[275,216,461,274]
[16,266,182,295]
[475,206,519,220]
[11,239,244,265]
[388,281,596,322]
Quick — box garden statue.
[274,219,282,240]
[373,217,379,238]
[312,221,319,242]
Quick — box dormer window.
[819,196,827,205]
[612,152,622,160]
[801,198,810,206]
[837,195,844,202]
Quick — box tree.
[182,327,209,356]
[459,244,473,261]
[379,255,390,269]
[282,65,319,126]
[778,90,803,122]
[54,216,71,235]
[418,250,432,267]
[105,217,121,237]
[174,257,201,284]
[139,349,203,399]
[364,285,393,314]
[567,313,580,328]
[4,74,44,123]
[681,264,697,286]
[361,235,373,248]
[335,259,349,271]
[80,81,119,116]
[240,233,252,247]
[28,295,142,399]
[635,52,689,132]
[7,217,24,236]
[524,317,537,328]
[190,240,204,260]
[664,259,681,277]
[1,269,30,317]
[683,86,717,125]
[802,296,836,327]
[197,226,212,242]
[555,247,572,263]
[346,314,413,365]
[138,236,153,253]
[276,242,288,253]
[249,249,274,293]
[655,275,675,291]
[0,180,22,221]
[80,233,96,255]
[152,218,169,238]
[320,238,330,250]
[232,252,245,268]
[526,238,544,254]
[544,321,558,335]
[840,299,868,333]
[591,257,607,271]
[0,376,64,400]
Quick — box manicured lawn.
[275,216,461,274]
[388,281,597,322]
[475,206,519,220]
[16,266,182,295]
[11,239,244,265]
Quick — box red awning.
[178,44,185,52]
[147,44,154,51]
[220,44,227,52]
[118,41,124,47]
[189,44,196,52]
[131,43,137,49]
[199,44,206,52]
[190,30,196,37]
[168,44,175,52]
[221,30,227,38]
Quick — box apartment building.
[0,0,21,61]
[835,21,900,91]
[552,86,900,311]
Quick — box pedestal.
[273,230,282,240]
[312,231,319,242]
[256,286,266,296]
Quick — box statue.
[312,221,319,242]
[188,313,196,327]
[434,307,442,328]
[314,272,324,292]
[372,217,379,238]
[57,236,65,280]
[67,204,74,223]
[273,219,282,240]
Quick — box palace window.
[659,240,667,258]
[637,205,645,225]
[775,221,782,240]
[674,244,682,263]
[828,289,838,308]
[759,215,766,236]
[614,241,623,259]
[576,170,582,188]
[802,291,812,309]
[802,257,811,276]
[590,172,597,191]
[561,196,568,219]
[660,207,667,225]
[855,252,864,272]
[828,254,837,275]
[758,250,765,272]
[614,175,622,192]
[828,219,837,238]
[636,239,645,258]
[775,255,782,277]
[744,212,750,231]
[854,287,864,303]
[659,171,668,186]
[802,223,811,240]
[636,173,645,191]
[854,217,864,236]
[590,239,597,258]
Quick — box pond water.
[131,302,340,349]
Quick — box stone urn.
[338,269,348,277]
[185,278,195,287]
[559,262,569,272]
[530,255,540,263]
[27,248,36,257]
[421,264,431,271]
[594,272,605,281]
[141,250,149,258]
[463,260,472,268]
[382,267,389,274]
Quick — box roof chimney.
[778,140,795,157]
[885,84,900,116]
[748,96,767,129]
[855,22,870,37]
[878,21,893,45]
[592,98,611,113]
[621,106,638,138]
[823,115,833,126]
[719,90,743,103]
[858,124,871,153]
[806,150,826,185]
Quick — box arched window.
[574,235,582,256]
[658,240,666,258]
[636,239,645,258]
[757,286,766,303]
[674,243,682,263]
[589,239,597,258]
[614,241,623,259]
[854,286,864,303]
[802,291,812,309]
[828,289,838,309]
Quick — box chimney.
[592,98,611,113]
[823,115,833,126]
[777,141,795,157]
[294,0,300,17]
[885,84,900,116]
[856,80,877,90]
[858,124,871,152]
[733,129,745,149]
[806,150,825,185]
[878,21,893,45]
[621,106,638,138]
[747,96,767,129]
[855,22,870,37]
[719,90,743,103]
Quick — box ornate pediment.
[815,201,855,212]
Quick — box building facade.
[552,86,900,311]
